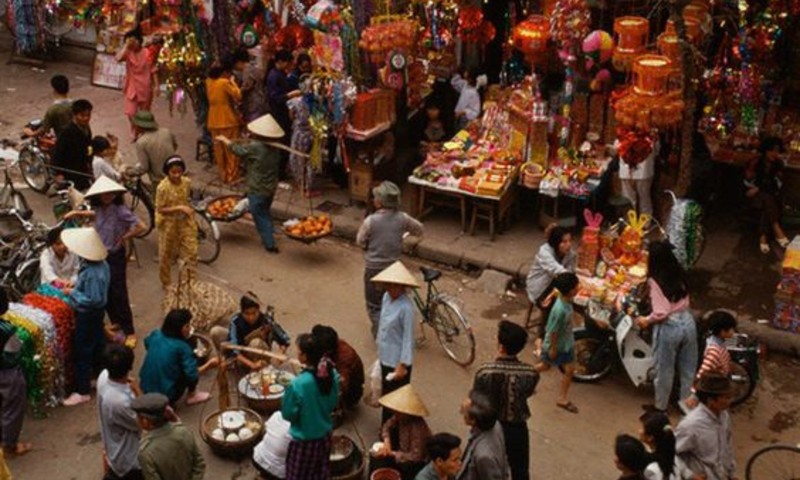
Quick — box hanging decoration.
[549,0,591,59]
[581,30,613,69]
[9,0,46,53]
[457,6,495,45]
[358,17,418,64]
[274,23,315,50]
[612,16,649,71]
[512,14,550,66]
[612,55,684,131]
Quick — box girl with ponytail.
[281,332,340,479]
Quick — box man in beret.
[675,373,737,480]
[131,393,205,480]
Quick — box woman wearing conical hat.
[373,384,432,480]
[371,261,420,425]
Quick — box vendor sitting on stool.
[210,295,289,371]
[372,384,432,480]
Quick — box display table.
[538,159,613,228]
[408,176,519,240]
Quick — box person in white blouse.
[451,68,486,130]
[39,227,79,289]
[618,138,660,215]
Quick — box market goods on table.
[238,366,295,412]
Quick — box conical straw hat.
[379,384,429,417]
[370,261,420,288]
[61,227,108,261]
[247,114,285,139]
[84,175,126,198]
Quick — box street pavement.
[0,35,799,479]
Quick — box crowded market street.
[0,13,799,480]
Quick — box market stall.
[409,98,527,239]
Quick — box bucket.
[371,468,401,480]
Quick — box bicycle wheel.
[17,147,50,193]
[194,211,220,264]
[13,258,40,300]
[564,330,613,382]
[745,444,800,480]
[126,189,155,238]
[430,296,475,366]
[729,361,756,407]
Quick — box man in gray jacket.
[357,181,423,338]
[456,390,510,480]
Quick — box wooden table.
[408,177,519,239]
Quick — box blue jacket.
[139,329,198,401]
[69,260,110,312]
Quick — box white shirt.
[253,411,292,478]
[93,156,121,181]
[39,246,79,285]
[618,139,659,180]
[452,75,481,121]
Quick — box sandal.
[556,401,579,414]
[185,391,211,406]
[760,242,770,254]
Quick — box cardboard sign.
[92,53,126,90]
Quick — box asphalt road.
[1,191,796,480]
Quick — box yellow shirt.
[155,177,193,228]
[205,77,242,129]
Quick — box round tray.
[200,407,264,459]
[237,369,295,413]
[205,194,247,222]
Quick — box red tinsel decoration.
[274,24,314,51]
[23,293,76,389]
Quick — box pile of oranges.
[207,197,241,219]
[285,215,333,239]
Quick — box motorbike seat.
[420,267,441,283]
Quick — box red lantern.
[632,55,673,96]
[665,16,702,43]
[612,16,649,71]
[512,15,550,65]
[657,32,681,66]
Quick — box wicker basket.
[333,444,365,480]
[200,408,264,458]
[521,163,544,189]
[283,216,333,244]
[205,194,247,222]
[330,435,357,476]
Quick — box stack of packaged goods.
[774,237,800,333]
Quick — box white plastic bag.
[364,360,382,407]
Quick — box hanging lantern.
[657,32,681,66]
[512,15,550,66]
[684,1,712,32]
[632,55,673,96]
[612,16,649,71]
[665,15,702,43]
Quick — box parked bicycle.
[17,120,56,193]
[411,266,475,366]
[121,172,155,238]
[745,442,800,480]
[0,149,32,215]
[0,208,51,300]
[193,202,221,265]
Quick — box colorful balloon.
[582,30,613,63]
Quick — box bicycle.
[121,172,156,238]
[16,122,56,194]
[0,208,50,300]
[0,153,31,215]
[193,203,221,265]
[745,443,800,480]
[411,266,475,366]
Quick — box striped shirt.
[697,336,731,378]
[473,356,539,423]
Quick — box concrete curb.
[238,187,800,359]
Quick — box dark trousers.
[248,194,276,250]
[501,421,530,480]
[104,468,144,480]
[0,367,26,448]
[754,192,781,237]
[73,308,105,395]
[364,267,386,339]
[106,248,135,335]
[380,364,412,424]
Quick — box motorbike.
[569,297,760,408]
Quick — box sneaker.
[63,393,91,407]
